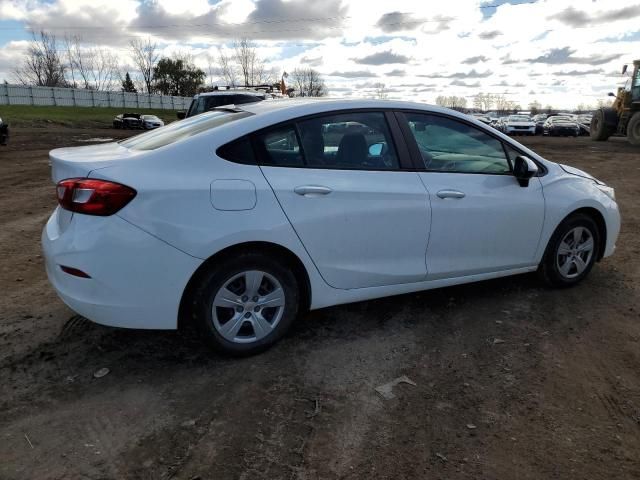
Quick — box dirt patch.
[1,129,639,479]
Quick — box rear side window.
[253,125,304,167]
[296,112,399,170]
[120,110,252,151]
[217,137,256,165]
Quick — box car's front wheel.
[539,213,600,288]
[191,252,299,356]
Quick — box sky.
[0,0,638,109]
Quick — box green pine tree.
[121,72,137,93]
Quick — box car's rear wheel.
[539,213,600,288]
[191,252,299,356]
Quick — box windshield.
[120,110,252,150]
[509,115,530,122]
[142,115,160,121]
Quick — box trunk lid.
[49,142,142,182]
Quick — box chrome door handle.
[294,185,333,196]
[436,189,466,199]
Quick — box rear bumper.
[42,208,201,330]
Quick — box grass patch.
[0,105,182,128]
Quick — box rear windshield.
[120,110,252,151]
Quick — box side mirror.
[368,142,384,156]
[513,155,539,187]
[176,111,186,119]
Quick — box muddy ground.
[0,126,639,480]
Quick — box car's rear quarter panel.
[90,130,333,309]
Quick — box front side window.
[405,113,511,174]
[296,112,399,169]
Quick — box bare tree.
[494,94,511,114]
[290,67,328,97]
[129,38,159,93]
[233,38,275,87]
[14,31,67,87]
[473,93,494,112]
[435,95,467,111]
[205,54,217,88]
[373,82,387,100]
[63,35,78,88]
[65,36,119,91]
[217,48,239,87]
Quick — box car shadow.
[3,266,621,405]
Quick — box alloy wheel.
[555,226,595,279]
[211,270,285,344]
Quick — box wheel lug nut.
[252,296,259,302]
[241,296,248,302]
[254,306,260,312]
[244,312,251,318]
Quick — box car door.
[255,111,431,290]
[398,111,545,280]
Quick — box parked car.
[533,114,548,135]
[544,116,581,137]
[470,114,492,126]
[43,99,620,355]
[178,90,266,119]
[140,115,164,130]
[577,114,593,136]
[113,113,143,129]
[0,117,8,145]
[502,114,536,135]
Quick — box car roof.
[196,90,265,98]
[237,98,467,120]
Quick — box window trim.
[246,108,414,172]
[395,110,547,177]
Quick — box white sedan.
[42,99,620,355]
[503,114,536,135]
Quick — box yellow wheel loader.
[591,59,640,145]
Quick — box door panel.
[418,172,545,278]
[399,111,545,279]
[262,167,430,289]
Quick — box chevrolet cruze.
[42,99,620,355]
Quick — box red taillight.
[56,178,136,216]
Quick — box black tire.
[627,112,640,146]
[191,252,300,356]
[591,108,616,141]
[538,213,600,288]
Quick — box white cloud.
[0,0,639,108]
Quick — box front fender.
[536,174,620,262]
